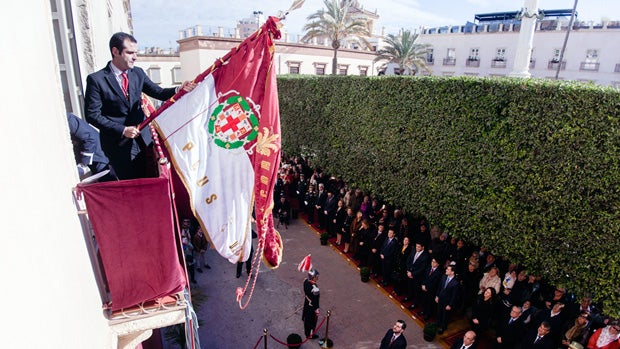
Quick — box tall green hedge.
[278,75,620,315]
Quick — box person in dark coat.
[379,320,407,349]
[451,330,477,349]
[520,321,555,349]
[435,263,460,334]
[302,269,321,339]
[404,242,430,308]
[420,257,443,321]
[66,112,116,181]
[84,32,195,179]
[471,287,498,336]
[496,305,526,349]
[379,228,399,286]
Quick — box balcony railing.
[443,57,456,66]
[580,62,600,71]
[466,59,480,67]
[547,60,566,70]
[491,59,507,68]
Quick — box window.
[314,63,326,75]
[171,66,182,84]
[469,48,479,61]
[148,67,161,84]
[358,66,368,76]
[426,49,434,64]
[443,48,456,65]
[286,61,301,74]
[552,48,561,62]
[495,48,506,61]
[581,49,600,71]
[338,64,349,75]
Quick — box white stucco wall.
[1,1,113,348]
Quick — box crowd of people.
[275,155,619,349]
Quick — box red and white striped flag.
[153,17,283,271]
[297,254,313,272]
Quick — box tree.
[374,29,431,75]
[302,0,372,75]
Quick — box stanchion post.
[263,328,268,349]
[320,310,333,348]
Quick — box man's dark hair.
[397,319,406,330]
[109,32,137,57]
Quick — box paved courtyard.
[187,217,446,349]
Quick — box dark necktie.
[121,71,129,98]
[535,335,541,343]
[509,318,514,325]
[390,334,396,345]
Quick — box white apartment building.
[138,9,620,88]
[419,11,620,87]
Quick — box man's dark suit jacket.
[85,62,176,179]
[379,329,407,349]
[406,250,430,278]
[495,315,525,349]
[436,275,460,307]
[519,329,554,349]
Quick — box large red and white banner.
[154,18,283,269]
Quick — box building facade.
[419,15,620,87]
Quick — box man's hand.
[123,126,140,138]
[180,80,197,92]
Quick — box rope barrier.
[245,313,329,348]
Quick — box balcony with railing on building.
[491,57,507,68]
[466,56,480,67]
[443,57,456,66]
[548,59,566,70]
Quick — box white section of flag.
[154,75,253,264]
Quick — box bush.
[278,75,620,316]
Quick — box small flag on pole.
[298,254,312,272]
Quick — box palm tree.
[374,29,431,75]
[302,0,372,75]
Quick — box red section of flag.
[298,254,313,272]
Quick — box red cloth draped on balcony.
[77,166,186,311]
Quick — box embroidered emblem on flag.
[209,95,259,149]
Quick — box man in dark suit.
[420,257,442,320]
[496,305,526,349]
[435,263,460,334]
[66,112,115,181]
[404,242,430,308]
[85,32,194,179]
[520,321,554,349]
[368,223,388,277]
[379,320,407,349]
[379,228,398,286]
[451,330,476,349]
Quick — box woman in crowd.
[470,287,498,336]
[479,266,502,295]
[392,236,412,296]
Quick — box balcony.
[547,60,566,70]
[443,57,456,66]
[466,58,480,67]
[491,59,507,68]
[580,62,600,71]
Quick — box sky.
[131,0,619,49]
